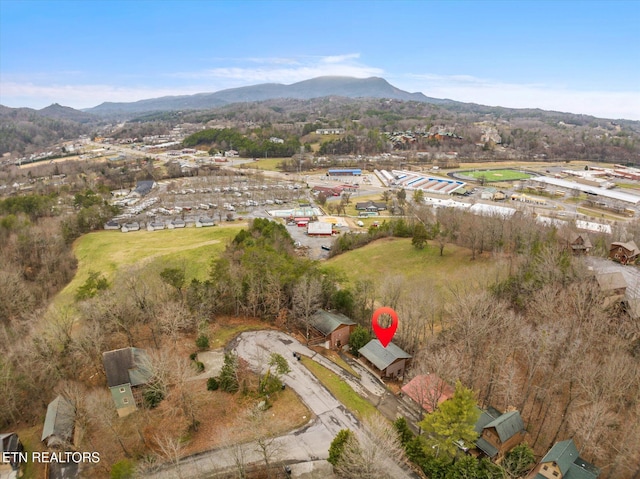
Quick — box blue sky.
[1,0,639,119]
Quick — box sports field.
[464,169,532,182]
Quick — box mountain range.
[83,76,452,116]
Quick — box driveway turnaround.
[144,330,415,478]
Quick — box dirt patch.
[193,349,225,378]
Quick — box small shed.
[308,310,356,348]
[358,340,412,379]
[41,395,76,448]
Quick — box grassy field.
[301,356,378,419]
[56,226,241,308]
[236,157,285,171]
[327,237,507,294]
[463,168,532,182]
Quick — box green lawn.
[56,226,241,308]
[464,169,532,182]
[236,157,285,171]
[301,356,378,420]
[327,237,506,294]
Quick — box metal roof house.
[308,310,356,349]
[41,395,76,448]
[102,347,152,417]
[401,374,454,413]
[358,339,412,379]
[473,408,526,459]
[526,439,600,479]
[0,432,24,475]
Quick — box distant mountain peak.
[85,76,441,116]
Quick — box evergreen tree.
[412,221,428,249]
[328,429,353,465]
[418,380,480,460]
[219,353,239,392]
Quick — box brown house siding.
[385,358,408,379]
[329,324,354,349]
[482,427,524,456]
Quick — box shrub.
[207,377,219,391]
[195,334,210,350]
[143,386,164,409]
[189,352,197,361]
[328,429,354,466]
[194,361,205,373]
[110,459,134,479]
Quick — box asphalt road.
[144,331,415,479]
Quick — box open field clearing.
[327,237,508,294]
[235,157,285,171]
[463,168,532,182]
[56,227,241,308]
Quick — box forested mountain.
[2,76,639,161]
[0,104,96,156]
[85,76,438,116]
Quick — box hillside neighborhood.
[1,77,640,479]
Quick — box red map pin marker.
[371,307,399,348]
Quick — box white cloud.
[321,53,361,64]
[402,74,640,120]
[172,53,382,83]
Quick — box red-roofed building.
[401,374,454,413]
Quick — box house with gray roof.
[308,310,356,349]
[102,347,152,417]
[358,339,412,379]
[526,438,600,479]
[473,408,526,459]
[0,432,24,475]
[41,395,76,448]
[131,180,155,198]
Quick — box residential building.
[401,374,454,413]
[102,347,152,417]
[41,395,76,448]
[526,439,600,479]
[0,433,23,477]
[473,408,526,459]
[558,230,592,255]
[609,241,640,264]
[358,340,412,379]
[308,310,356,349]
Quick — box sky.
[1,0,639,120]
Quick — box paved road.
[144,331,415,478]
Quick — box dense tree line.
[182,127,302,157]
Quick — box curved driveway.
[145,330,415,478]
